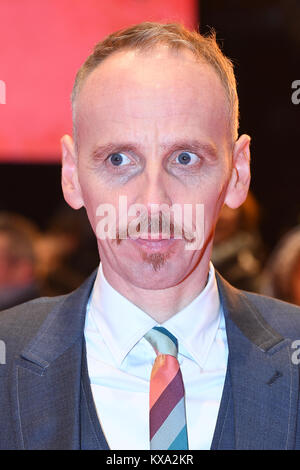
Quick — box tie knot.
[144,326,178,358]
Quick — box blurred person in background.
[0,212,41,310]
[260,225,300,305]
[35,205,99,296]
[212,191,265,292]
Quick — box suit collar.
[215,271,284,352]
[19,270,97,368]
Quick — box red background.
[0,0,197,162]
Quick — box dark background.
[201,0,300,250]
[0,0,299,253]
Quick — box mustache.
[115,211,196,245]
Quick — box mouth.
[129,234,177,252]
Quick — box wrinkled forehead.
[73,47,231,153]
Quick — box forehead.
[75,47,231,152]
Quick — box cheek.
[78,170,107,223]
[82,190,125,240]
[78,183,103,235]
[199,179,228,215]
[207,189,226,214]
[199,186,229,239]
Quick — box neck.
[101,253,211,323]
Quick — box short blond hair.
[72,22,239,145]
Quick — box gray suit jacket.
[1,270,300,450]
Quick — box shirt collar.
[163,264,222,368]
[88,262,221,369]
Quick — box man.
[1,22,300,450]
[0,212,40,310]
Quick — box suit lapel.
[216,273,299,450]
[10,271,102,450]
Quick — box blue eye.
[108,153,130,166]
[176,152,198,165]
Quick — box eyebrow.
[90,139,218,160]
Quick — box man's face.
[62,46,250,290]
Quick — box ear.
[224,134,251,209]
[61,134,84,209]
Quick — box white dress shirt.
[84,262,228,450]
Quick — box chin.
[126,261,185,290]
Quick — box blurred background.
[0,0,299,309]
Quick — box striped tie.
[144,326,188,450]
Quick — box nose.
[135,164,172,214]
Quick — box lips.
[130,234,176,252]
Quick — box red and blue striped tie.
[145,326,189,450]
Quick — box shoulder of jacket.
[241,289,300,337]
[0,294,69,344]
